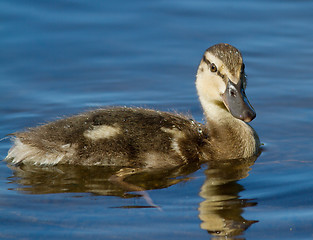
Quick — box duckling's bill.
[222,79,256,123]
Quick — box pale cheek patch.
[83,125,121,140]
[196,72,226,102]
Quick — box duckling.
[5,43,260,168]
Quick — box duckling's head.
[196,43,256,123]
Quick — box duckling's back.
[7,107,209,167]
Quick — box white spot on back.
[83,125,121,140]
[161,127,186,161]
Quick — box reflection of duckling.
[199,157,259,238]
[5,43,260,167]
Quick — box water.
[1,0,313,239]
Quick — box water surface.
[1,0,313,239]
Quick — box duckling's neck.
[201,101,260,160]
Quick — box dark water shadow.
[6,155,259,239]
[6,162,201,199]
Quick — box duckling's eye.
[210,63,217,72]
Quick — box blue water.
[1,0,313,239]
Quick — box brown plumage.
[10,108,209,167]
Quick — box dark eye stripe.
[202,56,227,83]
[202,55,210,65]
[217,71,225,80]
